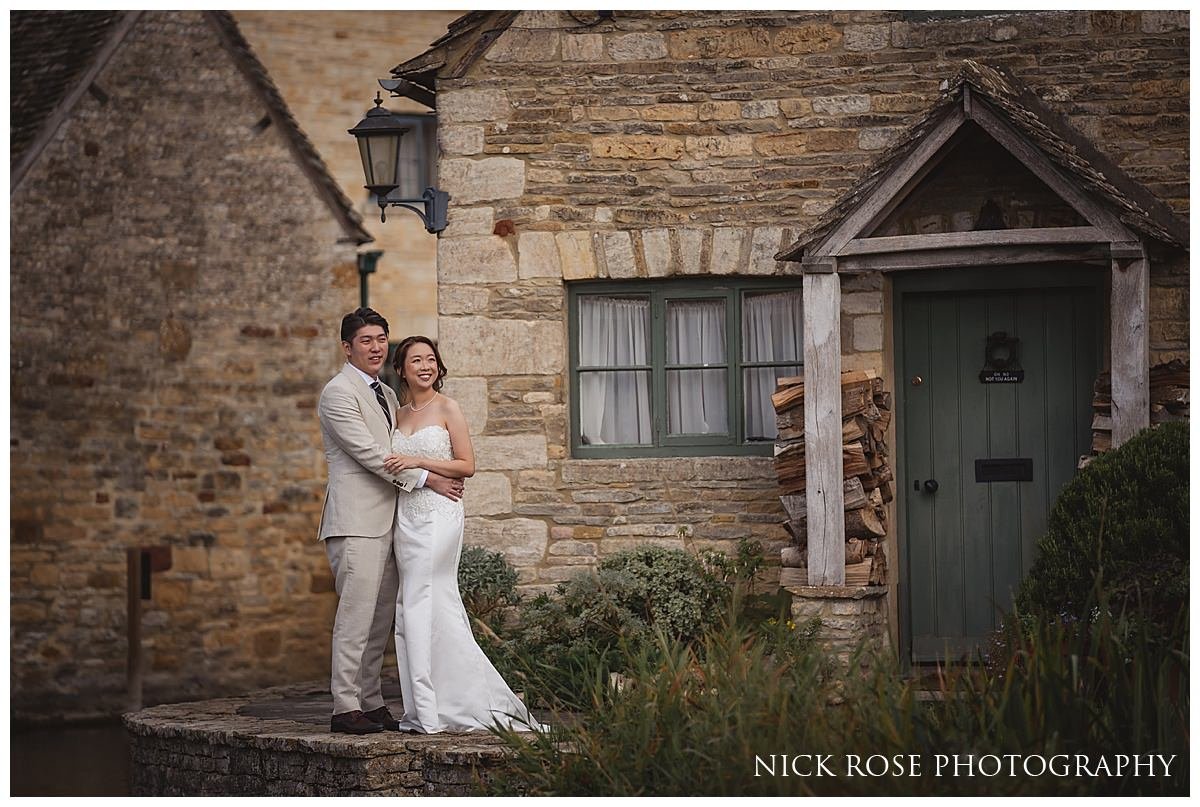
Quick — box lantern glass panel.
[385,115,438,201]
[358,132,400,189]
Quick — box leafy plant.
[1016,421,1188,635]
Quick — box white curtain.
[743,290,803,440]
[667,299,727,435]
[579,296,651,444]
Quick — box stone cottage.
[10,10,372,720]
[383,10,1189,663]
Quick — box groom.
[317,307,463,734]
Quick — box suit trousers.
[325,531,397,715]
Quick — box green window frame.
[569,278,803,458]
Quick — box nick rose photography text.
[754,754,1178,779]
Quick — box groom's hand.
[426,471,464,501]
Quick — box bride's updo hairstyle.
[392,335,448,402]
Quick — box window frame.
[568,277,803,458]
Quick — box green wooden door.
[901,286,1097,662]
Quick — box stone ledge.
[123,680,538,796]
[785,584,887,600]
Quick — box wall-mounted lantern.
[348,93,448,233]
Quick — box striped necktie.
[369,381,392,429]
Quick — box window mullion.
[651,290,666,445]
[729,286,742,446]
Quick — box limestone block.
[474,434,549,470]
[442,206,495,238]
[438,126,484,156]
[437,236,517,284]
[592,135,684,161]
[742,99,779,119]
[811,95,871,115]
[842,291,882,316]
[438,317,563,376]
[843,24,890,51]
[641,228,672,277]
[1142,10,1188,32]
[439,158,525,204]
[853,315,883,352]
[463,472,512,517]
[485,29,560,62]
[779,98,813,118]
[710,227,747,275]
[748,227,785,275]
[563,33,604,61]
[642,104,698,122]
[556,231,598,280]
[685,135,754,159]
[601,231,637,278]
[755,133,808,157]
[437,90,511,124]
[608,32,668,61]
[859,127,906,151]
[518,232,561,279]
[438,286,490,316]
[677,229,704,275]
[439,376,488,434]
[776,24,842,53]
[208,549,249,580]
[698,101,742,120]
[463,517,548,565]
[668,27,770,59]
[512,10,570,27]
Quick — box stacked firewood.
[772,370,893,588]
[1088,359,1189,459]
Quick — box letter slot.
[974,458,1033,483]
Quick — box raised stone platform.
[123,680,539,796]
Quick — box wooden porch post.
[803,269,846,585]
[1110,243,1150,446]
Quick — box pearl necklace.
[409,392,438,412]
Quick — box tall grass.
[488,591,1188,796]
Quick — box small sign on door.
[979,331,1023,383]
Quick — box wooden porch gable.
[779,61,1188,586]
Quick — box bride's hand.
[383,453,421,474]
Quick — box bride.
[382,335,540,733]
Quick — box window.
[569,279,803,457]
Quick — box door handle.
[923,479,939,493]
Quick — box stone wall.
[10,12,360,720]
[430,10,1189,588]
[235,10,464,339]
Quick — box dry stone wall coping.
[124,680,536,796]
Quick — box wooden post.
[1110,243,1149,446]
[127,548,143,712]
[803,268,846,585]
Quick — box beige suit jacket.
[316,364,423,541]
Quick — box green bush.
[458,544,520,637]
[1016,422,1188,632]
[499,540,771,708]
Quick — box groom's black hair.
[340,307,390,343]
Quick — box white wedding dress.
[390,424,541,733]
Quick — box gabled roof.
[10,11,135,187]
[778,60,1188,261]
[10,10,371,245]
[390,11,520,94]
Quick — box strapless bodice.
[392,424,454,461]
[392,425,461,519]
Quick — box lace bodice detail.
[392,425,462,519]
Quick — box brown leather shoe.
[331,710,384,735]
[362,706,401,731]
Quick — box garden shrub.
[500,541,768,707]
[458,544,520,640]
[1015,421,1188,633]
